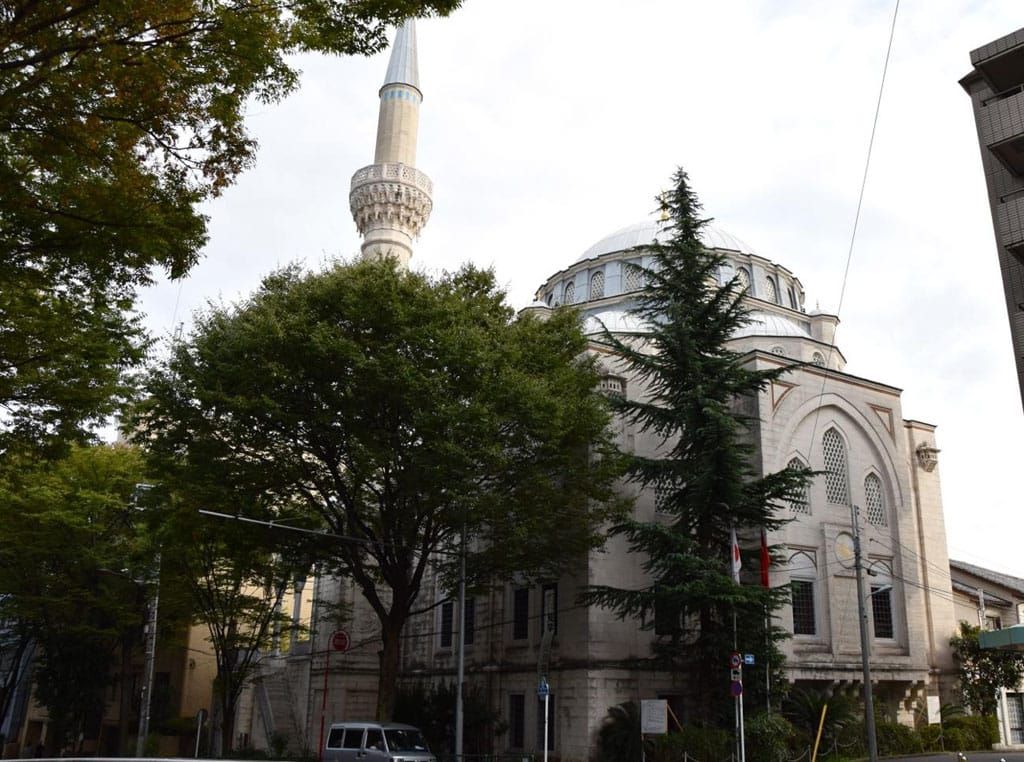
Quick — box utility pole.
[850,504,879,762]
[136,552,161,757]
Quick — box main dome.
[576,219,756,263]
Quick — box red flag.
[730,527,742,583]
[760,528,771,588]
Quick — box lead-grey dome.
[576,219,756,263]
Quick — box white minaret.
[349,20,433,269]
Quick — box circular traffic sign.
[730,680,743,697]
[331,629,350,652]
[728,651,742,669]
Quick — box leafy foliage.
[136,258,625,718]
[0,444,151,752]
[581,168,810,723]
[950,620,1024,715]
[0,0,460,454]
[595,702,643,762]
[393,681,503,755]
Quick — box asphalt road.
[895,754,1024,761]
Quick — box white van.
[324,722,435,762]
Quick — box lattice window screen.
[563,281,575,304]
[822,429,850,505]
[623,262,644,292]
[735,268,750,291]
[864,473,886,527]
[788,458,810,515]
[590,270,605,300]
[763,277,778,303]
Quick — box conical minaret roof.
[382,19,420,95]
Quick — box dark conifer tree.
[583,168,812,724]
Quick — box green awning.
[979,625,1024,651]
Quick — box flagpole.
[729,525,746,762]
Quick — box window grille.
[623,262,644,292]
[463,597,475,645]
[812,352,826,367]
[563,281,575,304]
[654,482,672,514]
[771,346,785,356]
[788,458,810,515]
[822,429,850,505]
[599,374,625,396]
[791,579,816,635]
[440,601,453,648]
[763,276,778,303]
[864,473,886,527]
[734,268,750,292]
[541,583,558,634]
[871,585,894,639]
[590,270,605,300]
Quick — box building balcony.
[996,193,1024,252]
[972,29,1024,93]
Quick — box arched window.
[771,346,785,356]
[762,276,778,303]
[623,262,644,292]
[788,550,817,636]
[822,429,850,505]
[868,560,894,639]
[563,281,575,304]
[864,473,886,527]
[788,287,798,310]
[589,270,605,300]
[734,267,750,292]
[811,352,826,367]
[788,458,810,515]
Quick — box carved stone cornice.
[349,162,433,239]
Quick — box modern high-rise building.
[960,27,1024,410]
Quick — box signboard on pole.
[331,629,350,652]
[730,680,744,697]
[640,699,668,735]
[537,678,549,698]
[926,695,941,725]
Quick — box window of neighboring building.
[864,473,887,527]
[590,270,605,300]
[463,597,475,646]
[563,281,575,304]
[623,261,645,292]
[763,276,779,303]
[440,600,454,648]
[512,587,530,640]
[541,583,558,635]
[787,458,810,515]
[871,585,895,639]
[536,694,555,751]
[822,428,850,505]
[509,694,525,749]
[790,550,817,636]
[987,614,1003,631]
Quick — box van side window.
[364,729,384,751]
[327,729,345,748]
[342,730,363,749]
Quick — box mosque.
[287,19,966,760]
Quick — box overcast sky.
[139,1,1024,577]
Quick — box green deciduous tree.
[950,620,1024,716]
[0,444,151,753]
[0,0,459,454]
[136,258,625,720]
[582,168,811,724]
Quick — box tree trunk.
[376,617,404,721]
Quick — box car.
[324,722,435,762]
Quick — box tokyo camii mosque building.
[273,20,963,761]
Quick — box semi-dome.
[576,218,756,263]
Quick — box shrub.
[746,713,793,762]
[875,721,923,756]
[595,702,642,762]
[918,724,944,751]
[647,726,731,762]
[944,714,998,749]
[943,727,971,751]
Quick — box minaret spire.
[350,19,433,269]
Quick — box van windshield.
[384,729,429,752]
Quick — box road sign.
[728,651,742,669]
[537,679,549,698]
[730,680,743,697]
[743,653,755,666]
[730,668,742,682]
[331,629,350,652]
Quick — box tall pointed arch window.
[787,458,810,515]
[563,281,575,305]
[734,267,750,292]
[864,473,887,527]
[623,262,644,292]
[589,270,605,300]
[762,276,779,303]
[822,429,850,505]
[789,550,817,636]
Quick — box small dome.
[577,218,756,263]
[732,312,811,339]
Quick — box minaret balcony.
[351,163,433,195]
